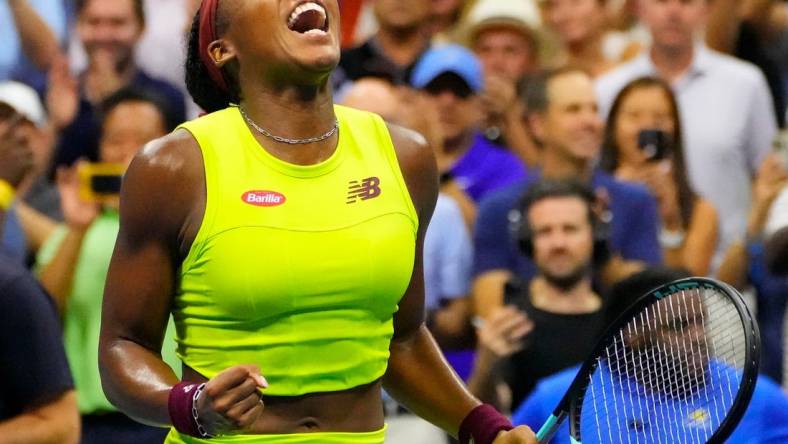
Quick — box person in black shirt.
[0,128,78,442]
[46,0,185,170]
[468,179,617,412]
[335,0,431,90]
[0,255,79,443]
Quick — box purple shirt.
[450,134,528,203]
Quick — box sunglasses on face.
[423,73,475,100]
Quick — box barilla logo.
[242,190,286,207]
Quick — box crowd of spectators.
[1,0,788,443]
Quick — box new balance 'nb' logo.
[347,177,381,203]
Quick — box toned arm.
[98,130,205,426]
[381,123,481,435]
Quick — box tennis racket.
[536,277,760,444]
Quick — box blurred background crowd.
[1,0,788,443]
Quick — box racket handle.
[536,413,563,443]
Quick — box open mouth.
[287,1,329,35]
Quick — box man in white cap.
[0,81,46,128]
[464,0,544,167]
[465,0,542,84]
[0,82,38,262]
[0,81,58,262]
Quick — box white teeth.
[288,2,327,28]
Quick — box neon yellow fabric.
[163,426,387,443]
[175,105,417,396]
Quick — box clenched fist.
[195,365,268,436]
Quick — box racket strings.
[580,287,747,443]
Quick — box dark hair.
[76,0,145,27]
[98,87,178,134]
[599,77,696,229]
[520,178,597,224]
[520,67,588,114]
[514,178,611,265]
[604,266,691,326]
[185,9,240,113]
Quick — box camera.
[78,162,125,203]
[637,129,671,162]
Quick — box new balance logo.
[347,177,381,204]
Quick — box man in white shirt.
[596,0,778,269]
[765,183,788,275]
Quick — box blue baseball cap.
[411,44,484,94]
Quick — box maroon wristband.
[168,382,202,437]
[458,403,514,444]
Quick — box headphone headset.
[508,180,612,266]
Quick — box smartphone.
[78,162,125,203]
[637,129,671,161]
[503,278,525,307]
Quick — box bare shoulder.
[129,129,203,185]
[120,129,205,253]
[386,123,438,222]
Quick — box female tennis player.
[98,1,536,443]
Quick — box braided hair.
[185,9,241,113]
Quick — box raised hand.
[195,365,268,436]
[642,161,682,228]
[748,152,788,235]
[481,75,518,122]
[46,55,80,130]
[56,162,99,230]
[753,152,788,209]
[476,306,534,362]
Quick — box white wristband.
[659,228,685,249]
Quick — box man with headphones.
[467,179,611,412]
[472,68,661,323]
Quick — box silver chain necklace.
[237,105,339,145]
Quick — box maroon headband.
[199,0,229,92]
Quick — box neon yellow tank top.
[175,105,418,396]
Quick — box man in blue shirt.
[513,267,788,443]
[472,68,661,319]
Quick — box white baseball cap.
[463,0,543,46]
[0,81,46,127]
